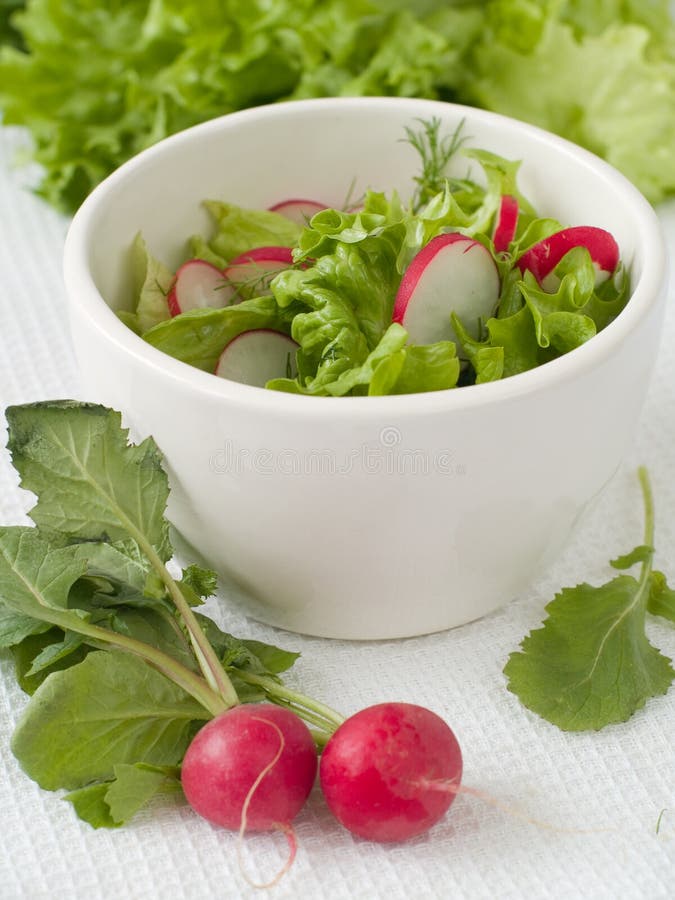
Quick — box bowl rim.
[63,96,668,420]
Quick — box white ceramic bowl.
[64,98,667,639]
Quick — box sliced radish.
[516,225,619,291]
[268,198,327,225]
[393,233,501,344]
[492,194,519,253]
[167,259,227,316]
[222,246,294,299]
[215,329,299,387]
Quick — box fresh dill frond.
[403,117,468,211]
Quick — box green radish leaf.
[78,540,152,591]
[25,630,85,677]
[12,629,90,695]
[107,608,197,673]
[0,527,88,620]
[179,564,218,606]
[504,576,675,731]
[196,614,300,677]
[64,763,182,829]
[6,401,171,562]
[63,783,118,830]
[648,571,675,623]
[610,545,654,570]
[11,651,208,791]
[0,606,52,648]
[105,763,183,826]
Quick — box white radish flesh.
[393,233,501,345]
[215,329,298,387]
[168,259,228,316]
[268,198,327,225]
[223,246,294,299]
[516,225,619,291]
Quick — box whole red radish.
[319,702,462,843]
[181,704,317,831]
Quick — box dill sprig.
[403,117,468,211]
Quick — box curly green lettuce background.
[1,0,674,211]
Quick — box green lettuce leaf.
[269,222,404,395]
[464,13,675,203]
[144,294,299,371]
[200,201,301,263]
[130,233,173,334]
[2,1,675,210]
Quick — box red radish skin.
[181,704,318,832]
[516,225,619,291]
[268,198,327,225]
[393,233,500,345]
[493,195,519,253]
[215,329,298,387]
[319,702,463,843]
[223,246,295,300]
[167,259,227,316]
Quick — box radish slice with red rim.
[168,259,229,316]
[492,195,519,253]
[393,233,501,345]
[215,329,298,387]
[516,225,619,291]
[223,246,295,299]
[268,198,327,225]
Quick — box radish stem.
[231,669,345,731]
[17,604,228,716]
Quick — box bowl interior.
[80,98,650,325]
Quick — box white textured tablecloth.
[0,125,673,900]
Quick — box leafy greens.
[1,1,674,211]
[505,468,675,731]
[0,400,338,828]
[136,121,628,396]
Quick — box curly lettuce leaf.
[130,233,173,334]
[454,243,629,383]
[2,2,675,209]
[199,201,301,264]
[143,295,299,372]
[464,12,675,203]
[270,218,405,394]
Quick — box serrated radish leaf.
[6,401,171,561]
[11,629,91,695]
[11,651,207,791]
[505,468,675,731]
[64,782,119,829]
[648,571,675,623]
[0,527,88,621]
[610,544,654,570]
[65,763,182,830]
[105,763,183,825]
[504,577,674,731]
